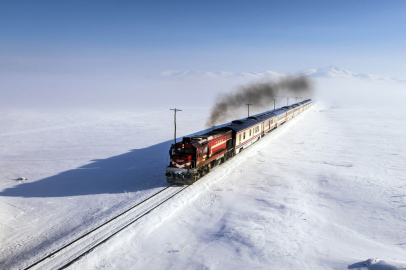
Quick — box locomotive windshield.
[172,148,193,155]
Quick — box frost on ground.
[1,79,406,269]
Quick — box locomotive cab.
[166,137,199,184]
[166,130,233,185]
[169,138,196,169]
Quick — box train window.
[185,148,192,154]
[249,129,252,136]
[199,149,202,157]
[204,147,208,154]
[243,132,246,139]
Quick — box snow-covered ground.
[1,78,406,269]
[0,107,209,269]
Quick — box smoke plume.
[206,76,314,127]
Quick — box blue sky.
[1,0,406,77]
[1,0,406,110]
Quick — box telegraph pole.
[287,97,289,105]
[170,108,182,145]
[245,103,253,117]
[273,99,276,110]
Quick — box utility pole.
[245,103,253,117]
[273,99,276,110]
[287,97,289,106]
[170,108,182,146]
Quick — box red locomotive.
[166,128,234,184]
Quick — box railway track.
[23,184,188,270]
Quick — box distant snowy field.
[1,75,406,269]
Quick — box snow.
[0,108,209,269]
[159,70,284,80]
[159,66,406,83]
[1,77,406,269]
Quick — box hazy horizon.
[1,1,406,110]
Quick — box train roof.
[213,100,313,133]
[281,105,294,111]
[272,109,286,115]
[220,117,262,133]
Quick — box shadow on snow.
[0,125,219,198]
[0,140,173,198]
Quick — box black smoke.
[206,76,314,127]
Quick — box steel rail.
[58,185,188,270]
[23,184,187,270]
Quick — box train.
[166,99,313,185]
